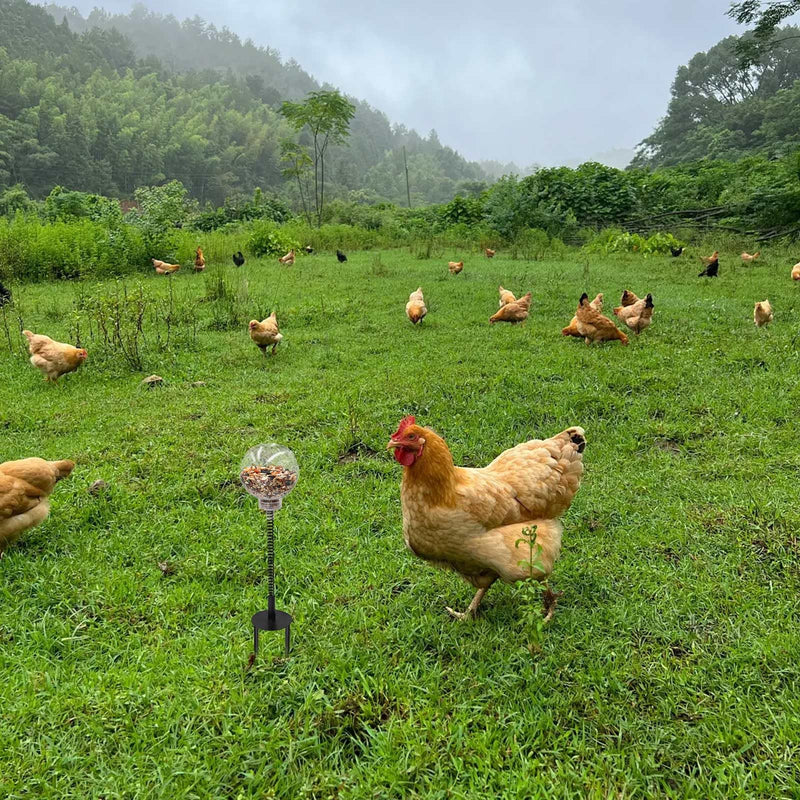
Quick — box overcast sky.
[63,0,746,166]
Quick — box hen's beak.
[386,440,400,451]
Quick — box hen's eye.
[408,434,416,439]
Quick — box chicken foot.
[446,579,496,621]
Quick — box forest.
[0,0,488,206]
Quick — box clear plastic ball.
[240,443,299,510]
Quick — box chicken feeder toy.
[240,443,298,657]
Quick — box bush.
[0,215,148,282]
[192,189,290,232]
[248,221,301,257]
[584,228,682,255]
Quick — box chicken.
[23,331,88,382]
[152,259,180,275]
[0,281,11,307]
[498,286,516,307]
[489,292,531,324]
[194,247,206,272]
[574,293,628,345]
[278,250,295,266]
[741,251,760,263]
[614,293,654,335]
[387,416,586,620]
[619,290,638,308]
[304,245,314,254]
[701,250,719,266]
[0,457,75,551]
[448,261,464,275]
[485,248,496,258]
[698,259,719,277]
[248,312,283,355]
[337,250,348,263]
[793,262,800,281]
[670,246,684,257]
[232,251,245,267]
[406,287,427,325]
[562,293,602,338]
[753,299,773,327]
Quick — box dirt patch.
[337,443,379,464]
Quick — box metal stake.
[252,505,292,657]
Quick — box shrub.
[248,221,301,257]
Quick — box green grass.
[1,248,799,798]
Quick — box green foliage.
[514,525,549,643]
[192,190,290,232]
[0,0,490,207]
[0,184,32,216]
[128,182,194,255]
[43,186,122,224]
[635,27,800,166]
[0,214,147,282]
[439,195,485,226]
[247,221,301,258]
[728,1,800,66]
[585,229,683,255]
[281,90,356,226]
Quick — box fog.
[61,0,743,166]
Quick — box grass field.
[1,248,799,798]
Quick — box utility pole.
[403,146,411,208]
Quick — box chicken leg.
[446,578,496,620]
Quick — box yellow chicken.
[741,251,760,263]
[23,331,87,382]
[575,293,628,345]
[562,293,602,338]
[753,299,773,327]
[278,250,295,266]
[152,259,180,275]
[614,293,654,335]
[406,287,428,324]
[448,261,464,274]
[0,458,75,550]
[792,262,800,281]
[387,416,585,620]
[248,312,283,355]
[489,292,531,324]
[498,286,516,307]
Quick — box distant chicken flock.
[5,241,798,622]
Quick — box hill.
[0,0,488,205]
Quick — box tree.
[633,28,800,165]
[729,1,800,64]
[279,139,313,225]
[280,90,355,226]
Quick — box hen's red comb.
[391,415,416,439]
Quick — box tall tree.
[280,90,355,226]
[729,1,800,65]
[279,139,313,225]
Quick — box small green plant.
[77,281,149,371]
[515,525,551,649]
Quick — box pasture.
[1,248,799,798]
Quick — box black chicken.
[304,245,314,254]
[698,259,719,277]
[0,282,10,307]
[232,251,245,267]
[336,250,347,263]
[670,246,684,257]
